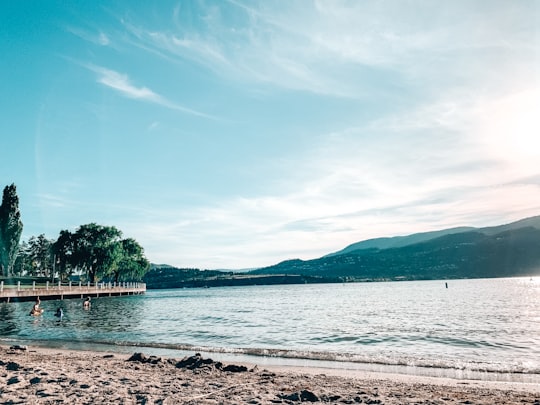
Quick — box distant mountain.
[325,226,474,257]
[251,216,540,281]
[326,216,540,256]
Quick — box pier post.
[46,281,49,290]
[1,281,3,292]
[17,281,20,291]
[69,281,72,290]
[33,281,36,291]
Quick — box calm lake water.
[1,278,539,382]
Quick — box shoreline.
[3,337,539,385]
[1,344,539,404]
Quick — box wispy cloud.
[66,26,112,47]
[87,65,215,118]
[115,1,536,99]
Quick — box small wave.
[6,336,538,381]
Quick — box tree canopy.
[0,184,23,276]
[52,223,150,283]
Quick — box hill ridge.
[251,215,540,281]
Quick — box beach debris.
[278,389,319,402]
[29,377,42,385]
[127,351,251,374]
[222,364,248,373]
[7,376,21,385]
[174,353,249,373]
[9,345,27,351]
[6,361,21,371]
[175,353,219,370]
[127,352,162,365]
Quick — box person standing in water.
[30,297,42,316]
[83,297,91,309]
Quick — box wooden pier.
[0,281,146,303]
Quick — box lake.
[1,277,539,383]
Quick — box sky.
[1,1,540,270]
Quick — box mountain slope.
[326,215,540,256]
[252,216,540,281]
[325,226,474,257]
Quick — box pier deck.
[0,281,146,303]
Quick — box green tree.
[27,234,54,277]
[13,241,32,276]
[110,238,150,283]
[0,184,23,276]
[51,229,75,282]
[72,223,123,283]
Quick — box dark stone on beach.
[9,345,27,351]
[128,352,147,362]
[279,392,300,401]
[6,361,20,371]
[7,376,20,385]
[300,390,319,402]
[176,353,215,370]
[127,352,162,364]
[103,354,114,359]
[29,377,41,385]
[278,390,319,402]
[222,364,248,373]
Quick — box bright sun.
[479,88,540,164]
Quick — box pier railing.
[0,280,146,302]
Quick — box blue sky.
[2,1,539,269]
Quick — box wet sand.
[1,344,539,404]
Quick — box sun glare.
[480,89,540,163]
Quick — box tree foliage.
[0,184,23,276]
[111,238,150,283]
[27,234,54,277]
[52,223,149,283]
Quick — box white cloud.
[96,67,158,100]
[88,65,215,118]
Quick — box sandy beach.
[1,345,539,404]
